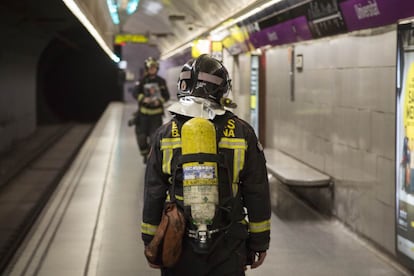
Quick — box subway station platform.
[4,103,413,276]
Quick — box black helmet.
[144,57,159,70]
[177,54,231,104]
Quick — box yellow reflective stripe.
[161,138,181,174]
[166,194,183,201]
[162,148,173,174]
[249,220,271,233]
[140,106,164,115]
[141,222,158,236]
[161,138,182,150]
[138,94,144,101]
[233,148,245,193]
[232,183,238,196]
[219,138,247,149]
[219,138,247,196]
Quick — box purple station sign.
[249,16,312,49]
[221,0,414,55]
[340,0,414,32]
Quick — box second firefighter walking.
[131,57,170,163]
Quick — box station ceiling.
[0,0,267,58]
[121,0,262,56]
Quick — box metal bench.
[264,148,333,216]
[264,148,331,187]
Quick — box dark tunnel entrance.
[36,26,123,124]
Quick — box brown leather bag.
[144,202,185,267]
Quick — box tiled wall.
[225,52,252,123]
[265,26,397,254]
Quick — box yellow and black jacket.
[141,111,271,253]
[133,75,170,116]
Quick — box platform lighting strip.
[211,0,283,36]
[62,0,121,63]
[126,0,140,15]
[399,17,414,24]
[161,0,283,60]
[107,0,140,24]
[161,41,194,60]
[107,0,120,24]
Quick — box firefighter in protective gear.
[132,57,170,163]
[141,54,270,275]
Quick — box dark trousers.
[161,235,247,276]
[135,113,163,156]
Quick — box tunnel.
[36,25,123,124]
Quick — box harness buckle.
[187,227,220,241]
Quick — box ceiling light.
[62,0,120,63]
[211,0,283,36]
[161,41,193,60]
[107,0,120,24]
[106,0,141,24]
[142,1,163,15]
[126,0,140,14]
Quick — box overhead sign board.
[114,34,148,44]
[340,0,414,32]
[249,16,312,49]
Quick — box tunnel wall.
[0,36,46,154]
[36,30,123,124]
[264,25,396,255]
[0,1,121,154]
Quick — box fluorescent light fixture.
[194,39,211,55]
[107,0,120,24]
[399,18,414,24]
[210,29,230,41]
[142,1,163,15]
[161,41,193,60]
[118,60,127,69]
[126,0,140,14]
[163,0,283,60]
[62,0,120,63]
[211,0,283,36]
[107,0,140,23]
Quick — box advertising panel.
[340,0,414,32]
[237,0,414,53]
[396,21,414,270]
[243,0,347,50]
[248,16,312,49]
[250,55,260,136]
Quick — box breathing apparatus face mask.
[168,96,224,120]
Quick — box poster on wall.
[396,20,414,269]
[250,55,259,136]
[340,0,414,32]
